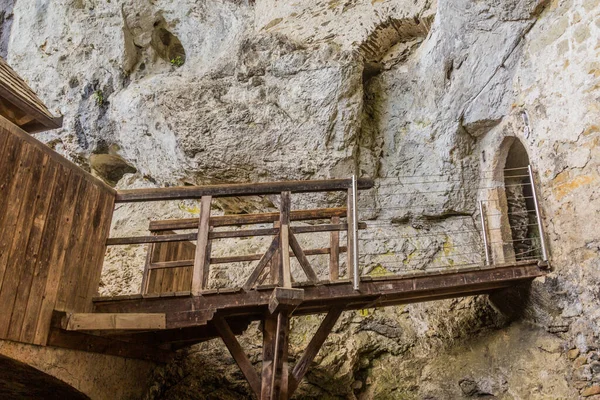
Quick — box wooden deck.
[51,260,545,399]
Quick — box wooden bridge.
[0,55,551,400]
[0,109,549,399]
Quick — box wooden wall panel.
[0,116,116,345]
[145,240,195,294]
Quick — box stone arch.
[0,354,89,399]
[485,136,540,263]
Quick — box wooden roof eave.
[0,82,63,133]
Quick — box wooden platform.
[45,260,545,399]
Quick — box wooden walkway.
[0,117,549,400]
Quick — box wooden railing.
[105,178,374,295]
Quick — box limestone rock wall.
[4,0,600,398]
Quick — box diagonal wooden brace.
[288,307,343,397]
[213,317,262,398]
[288,230,319,284]
[243,235,280,291]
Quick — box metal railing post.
[352,175,360,290]
[478,200,491,266]
[528,165,549,261]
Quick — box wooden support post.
[271,221,281,286]
[288,308,343,397]
[192,196,212,295]
[270,311,290,400]
[213,317,262,398]
[346,188,355,280]
[279,192,292,288]
[329,216,340,281]
[261,313,276,400]
[141,234,157,294]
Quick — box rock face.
[4,0,600,398]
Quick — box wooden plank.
[81,191,116,311]
[280,192,292,289]
[116,178,373,203]
[141,239,156,294]
[270,311,290,400]
[288,308,343,396]
[242,236,280,291]
[261,313,276,399]
[213,317,261,397]
[20,165,70,343]
[288,231,319,284]
[192,196,212,294]
[0,125,8,158]
[160,238,177,294]
[0,137,26,291]
[148,232,170,294]
[149,208,348,231]
[210,228,279,240]
[7,156,58,340]
[329,216,340,281]
[106,233,197,246]
[165,309,215,329]
[0,116,115,194]
[291,222,366,234]
[0,145,42,338]
[55,181,101,311]
[346,188,355,281]
[47,327,172,363]
[33,174,83,345]
[62,313,166,331]
[70,187,111,312]
[271,221,281,286]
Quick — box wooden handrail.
[147,246,349,269]
[149,208,348,231]
[107,224,366,246]
[115,178,374,203]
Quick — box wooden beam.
[261,313,276,400]
[288,308,343,396]
[93,262,545,319]
[329,216,340,281]
[192,196,212,294]
[243,236,280,291]
[213,317,262,398]
[165,309,215,329]
[116,178,374,203]
[280,192,292,289]
[271,221,281,286]
[107,227,283,246]
[106,233,196,246]
[47,327,172,363]
[268,288,304,314]
[288,231,319,284]
[60,312,166,331]
[149,208,348,231]
[210,228,279,240]
[270,311,290,400]
[291,222,366,234]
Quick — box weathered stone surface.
[2,0,600,398]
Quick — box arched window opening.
[502,140,540,261]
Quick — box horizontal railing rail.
[115,178,374,203]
